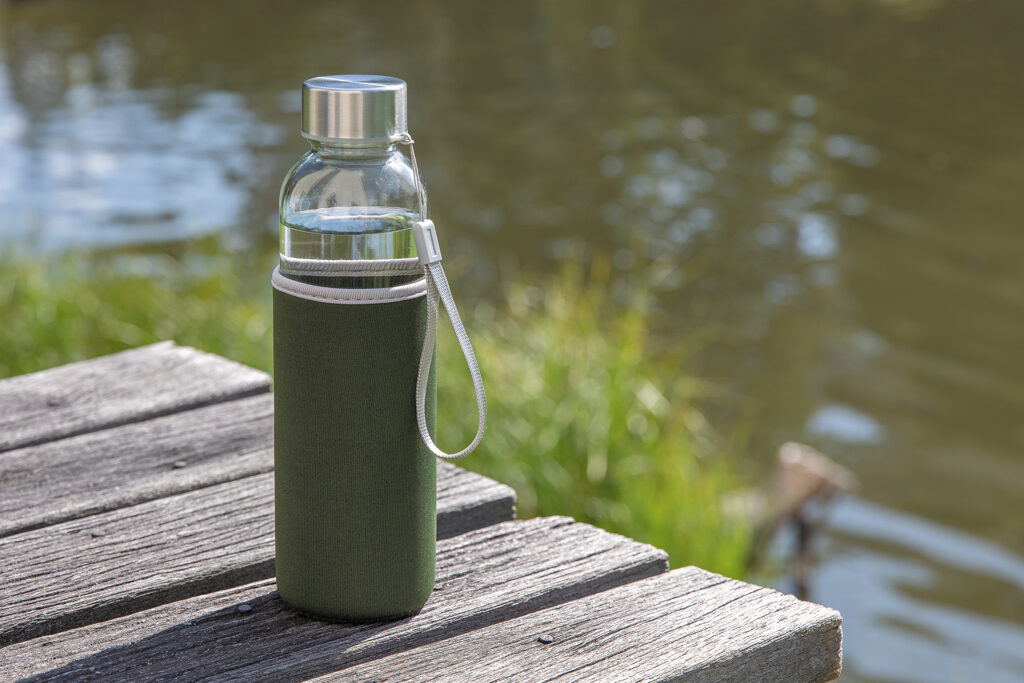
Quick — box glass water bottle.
[273,75,438,622]
[279,75,423,288]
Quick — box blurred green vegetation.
[0,246,750,578]
[0,243,276,377]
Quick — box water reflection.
[819,497,1024,682]
[2,1,1024,680]
[0,33,280,247]
[807,404,885,445]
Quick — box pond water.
[2,1,1023,679]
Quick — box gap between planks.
[0,342,271,454]
[0,463,515,647]
[0,392,513,539]
[0,393,275,537]
[2,517,669,682]
[327,567,843,683]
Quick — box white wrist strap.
[412,220,487,459]
[398,132,486,459]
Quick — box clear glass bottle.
[273,75,440,621]
[279,76,423,288]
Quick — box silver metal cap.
[301,75,407,143]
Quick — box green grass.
[436,262,750,577]
[0,243,277,377]
[0,246,750,578]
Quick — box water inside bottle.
[280,207,420,287]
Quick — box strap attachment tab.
[412,220,443,265]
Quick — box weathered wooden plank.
[435,460,517,539]
[0,464,515,646]
[0,342,271,453]
[2,518,669,682]
[0,394,275,537]
[0,391,512,539]
[331,567,843,683]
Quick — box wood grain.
[0,394,275,537]
[329,567,843,683]
[0,342,270,453]
[0,464,515,646]
[2,518,669,682]
[0,391,513,539]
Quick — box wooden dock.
[0,342,842,681]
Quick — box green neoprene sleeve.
[273,284,436,621]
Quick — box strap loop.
[414,249,488,460]
[398,133,487,459]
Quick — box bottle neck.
[310,139,397,160]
